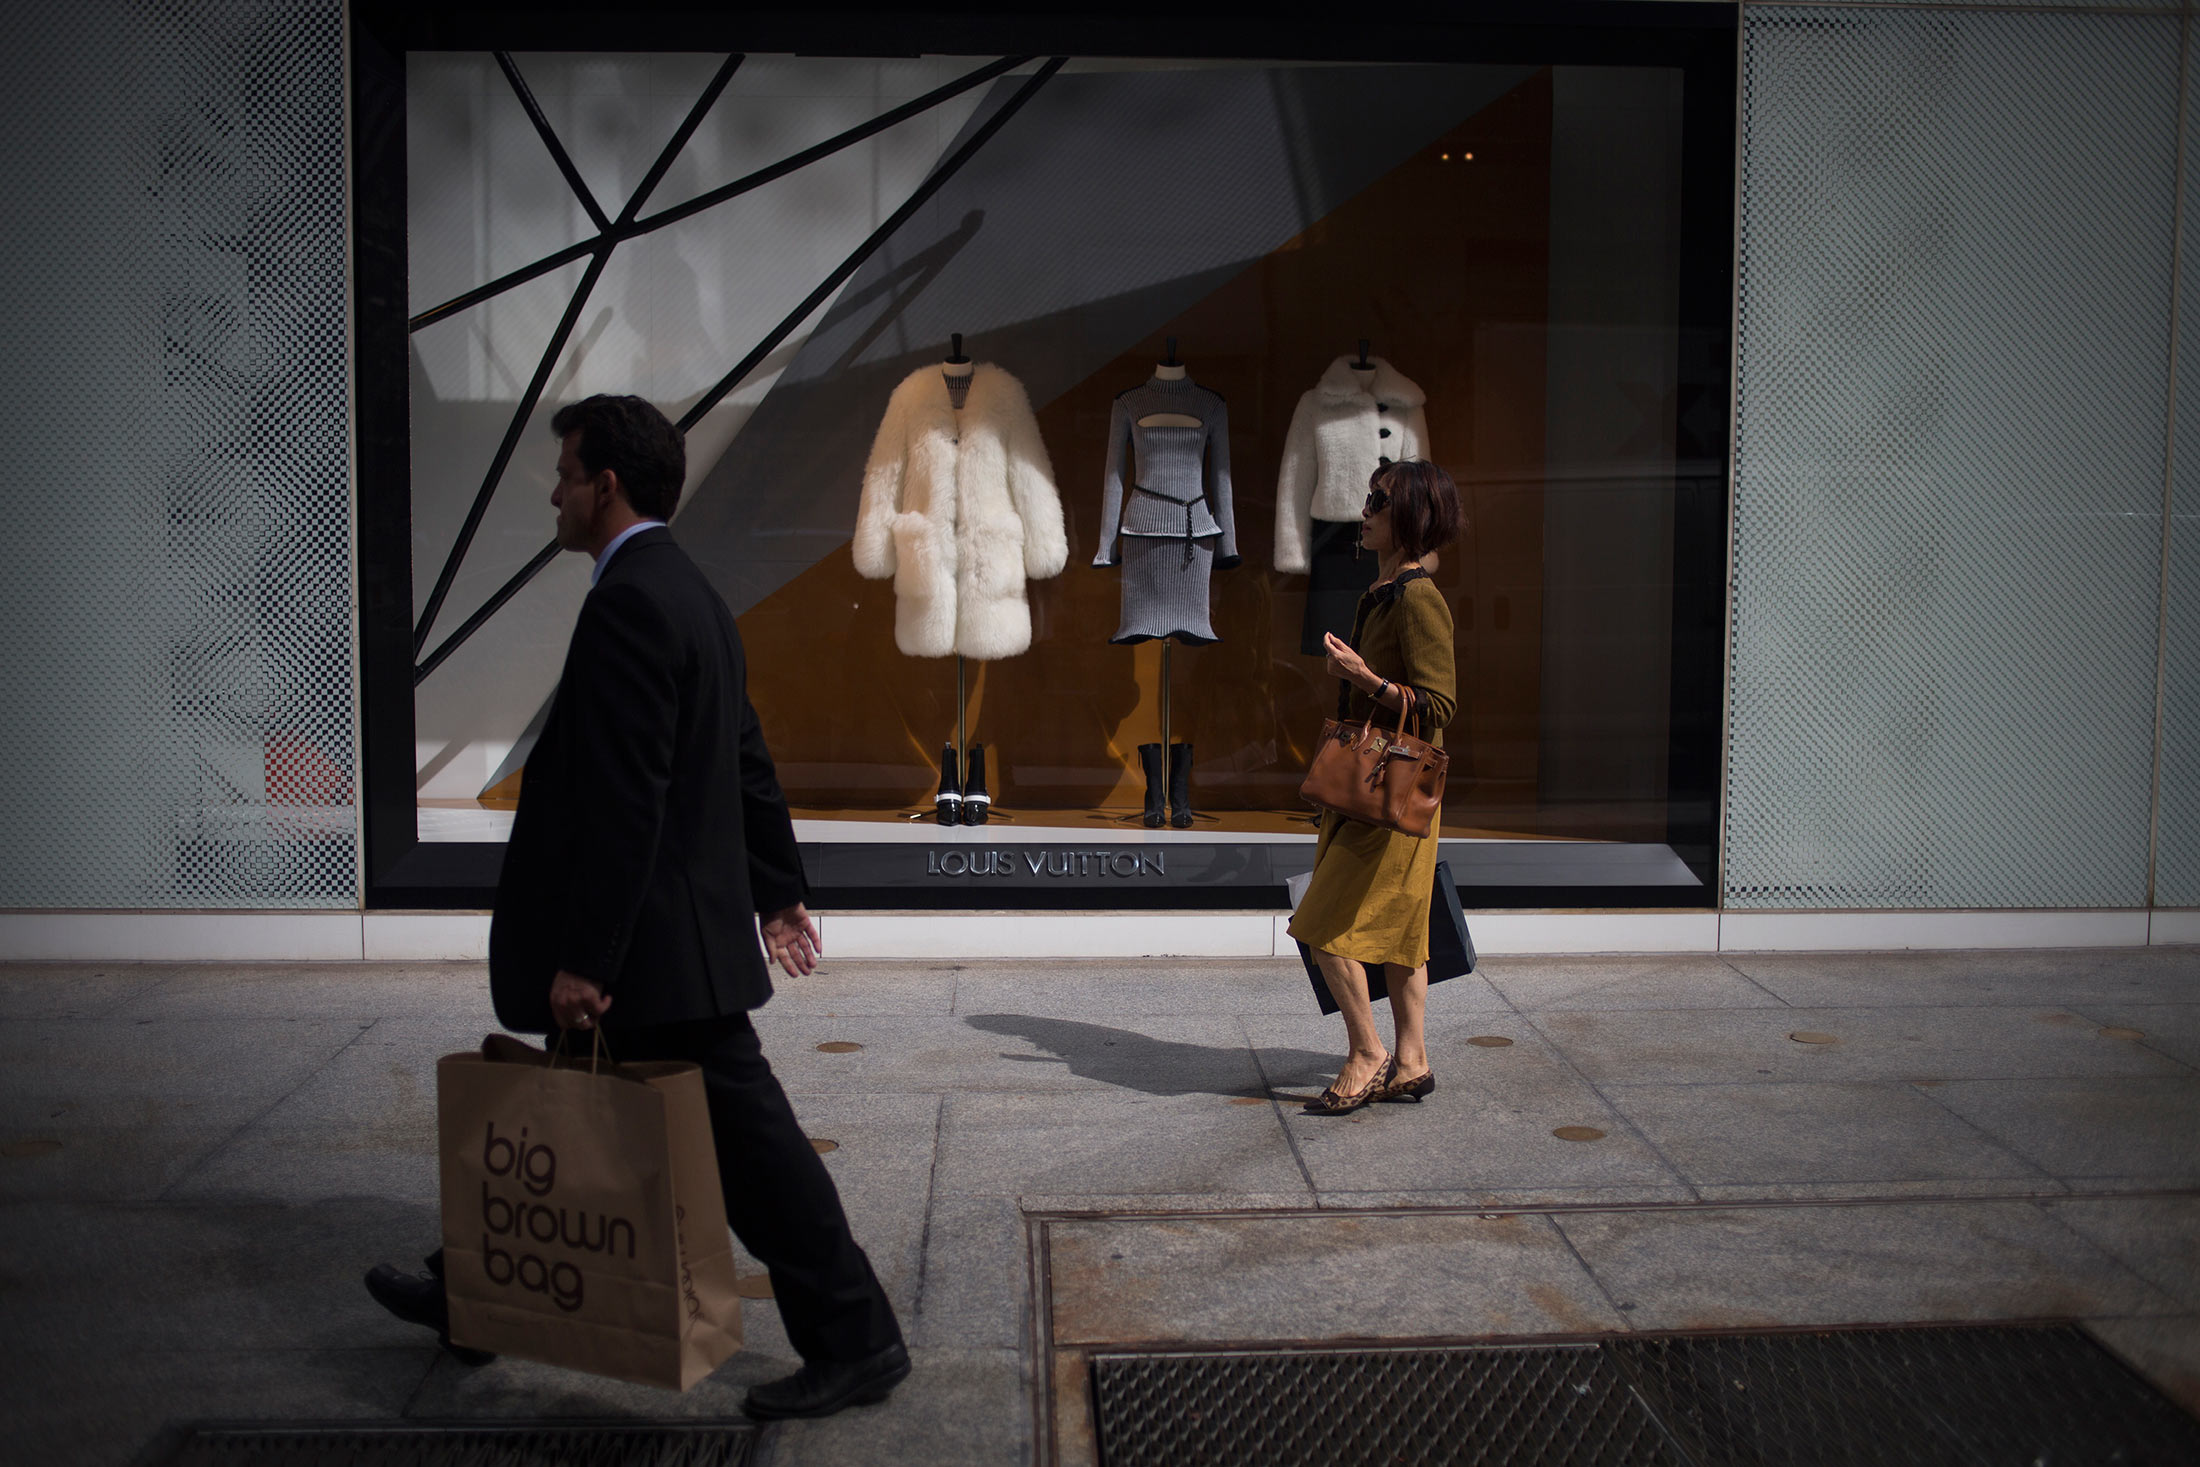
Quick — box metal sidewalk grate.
[156,1420,760,1467]
[1091,1324,2200,1467]
[1091,1344,1681,1467]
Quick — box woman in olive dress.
[1287,460,1463,1115]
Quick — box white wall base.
[363,912,491,961]
[0,907,2185,963]
[1717,909,2150,951]
[2152,910,2200,946]
[0,911,366,962]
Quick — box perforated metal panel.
[2159,23,2200,911]
[0,0,355,908]
[1725,7,2180,909]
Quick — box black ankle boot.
[961,743,990,825]
[1168,742,1195,829]
[1138,743,1166,828]
[936,745,960,826]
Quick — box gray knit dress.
[1092,375,1239,644]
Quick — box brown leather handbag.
[1299,683,1449,837]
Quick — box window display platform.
[416,800,1595,845]
[411,797,1707,907]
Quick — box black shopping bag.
[1291,859,1476,1016]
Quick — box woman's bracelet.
[1374,678,1391,702]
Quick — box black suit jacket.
[488,527,806,1033]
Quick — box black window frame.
[352,0,1738,910]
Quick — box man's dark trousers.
[612,1014,899,1363]
[487,526,900,1367]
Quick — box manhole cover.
[815,1041,863,1054]
[1467,1036,1514,1048]
[1089,1325,2200,1467]
[155,1420,760,1466]
[1552,1126,1606,1142]
[1789,1031,1839,1045]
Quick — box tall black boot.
[961,743,990,825]
[1168,742,1195,829]
[935,745,960,826]
[1138,743,1167,829]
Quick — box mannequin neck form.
[1153,362,1187,381]
[941,360,975,379]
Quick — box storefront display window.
[356,14,1735,909]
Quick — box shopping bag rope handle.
[548,1024,617,1073]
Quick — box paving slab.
[0,1198,443,1356]
[767,1347,1028,1467]
[782,1091,941,1311]
[1725,948,2200,1009]
[932,1091,1308,1200]
[0,1122,246,1204]
[0,964,175,1019]
[1553,1200,2183,1331]
[907,1194,1028,1350]
[1016,1191,1327,1214]
[165,1120,440,1205]
[240,1016,467,1132]
[1239,1010,1552,1099]
[1920,1076,2200,1185]
[1280,1064,1685,1195]
[0,1016,373,1131]
[404,1339,785,1417]
[2040,1197,2200,1309]
[949,1013,1270,1097]
[2,1346,433,1467]
[1046,1211,1629,1345]
[751,1012,1264,1097]
[1530,1004,2194,1087]
[1479,955,1787,1012]
[761,961,960,1017]
[116,964,498,1021]
[951,958,1339,1018]
[2060,1001,2200,1071]
[1604,1080,2057,1190]
[1314,1184,1699,1209]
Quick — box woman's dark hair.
[1371,459,1463,560]
[549,394,687,520]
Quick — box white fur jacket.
[853,363,1068,660]
[1273,356,1432,573]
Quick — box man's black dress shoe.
[364,1260,496,1366]
[743,1341,911,1420]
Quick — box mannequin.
[1094,336,1238,827]
[942,331,974,412]
[1273,340,1432,651]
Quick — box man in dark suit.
[366,395,907,1420]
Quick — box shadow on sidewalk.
[962,1014,1341,1097]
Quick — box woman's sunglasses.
[1363,487,1391,514]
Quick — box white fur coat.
[853,363,1068,660]
[1273,356,1432,573]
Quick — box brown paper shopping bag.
[436,1034,742,1389]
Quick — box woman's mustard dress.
[1286,569,1457,969]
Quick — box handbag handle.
[1350,682,1419,743]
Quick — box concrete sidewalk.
[1,948,2196,1464]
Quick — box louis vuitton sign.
[925,847,1168,879]
[797,840,1311,893]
